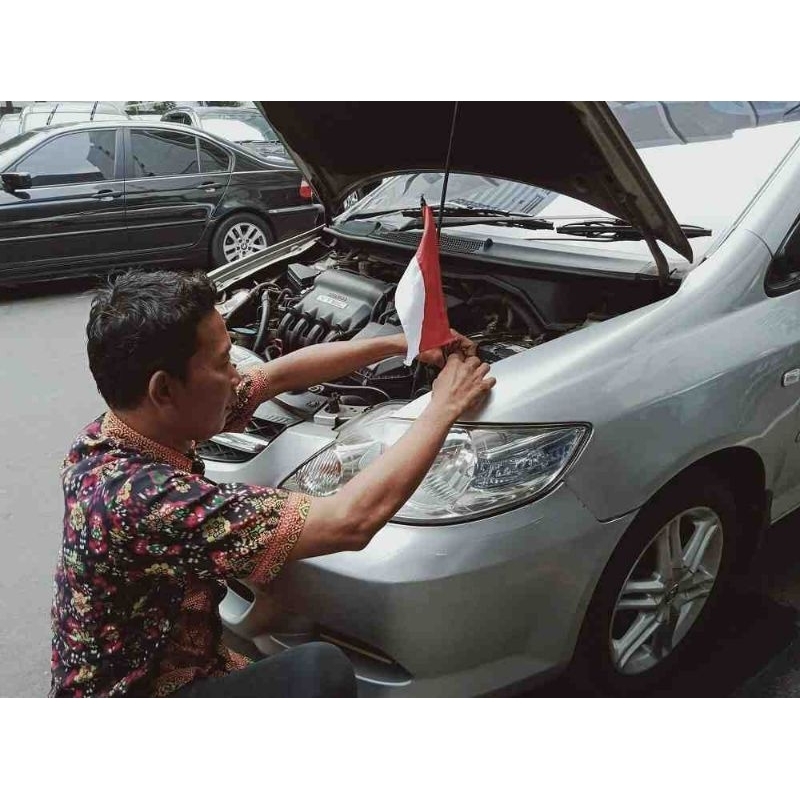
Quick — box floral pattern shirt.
[50,370,311,697]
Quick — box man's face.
[171,310,241,442]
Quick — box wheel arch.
[624,446,769,573]
[208,207,277,259]
[670,447,769,570]
[567,445,768,691]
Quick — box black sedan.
[0,121,321,287]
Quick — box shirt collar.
[101,412,205,475]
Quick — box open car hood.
[256,101,693,262]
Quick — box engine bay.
[214,240,663,431]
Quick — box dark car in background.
[0,113,21,145]
[161,105,288,160]
[0,120,321,287]
[19,102,129,133]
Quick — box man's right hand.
[429,352,496,422]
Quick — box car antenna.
[437,101,459,238]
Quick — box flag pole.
[437,101,459,237]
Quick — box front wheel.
[570,467,740,695]
[210,213,273,267]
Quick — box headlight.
[281,404,590,524]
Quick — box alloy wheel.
[222,222,269,263]
[609,506,724,675]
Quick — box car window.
[200,119,263,143]
[20,110,54,132]
[0,115,21,144]
[165,113,191,125]
[199,139,230,173]
[129,129,199,178]
[19,102,127,132]
[200,116,278,143]
[15,129,117,187]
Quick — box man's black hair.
[87,270,218,409]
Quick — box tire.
[210,213,273,267]
[569,466,740,696]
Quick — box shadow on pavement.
[524,590,799,697]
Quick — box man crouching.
[50,270,494,697]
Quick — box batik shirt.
[50,370,311,697]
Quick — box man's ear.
[147,370,176,410]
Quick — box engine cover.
[278,270,392,352]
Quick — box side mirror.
[770,253,800,286]
[1,172,32,192]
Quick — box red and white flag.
[395,204,456,365]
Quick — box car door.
[123,127,228,256]
[0,127,126,279]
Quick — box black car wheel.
[211,213,273,267]
[570,466,740,695]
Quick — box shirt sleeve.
[223,368,272,433]
[104,463,311,588]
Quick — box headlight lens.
[282,404,590,524]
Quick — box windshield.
[0,130,41,163]
[0,115,20,145]
[20,103,127,132]
[201,113,277,142]
[337,103,800,267]
[344,173,557,217]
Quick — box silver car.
[204,101,800,695]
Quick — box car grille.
[370,229,484,254]
[196,416,287,463]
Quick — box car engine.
[216,255,559,420]
[202,243,653,462]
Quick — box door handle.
[94,188,121,200]
[198,181,219,193]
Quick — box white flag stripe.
[395,253,425,366]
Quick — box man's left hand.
[417,329,478,368]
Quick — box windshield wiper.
[555,218,712,241]
[347,204,553,231]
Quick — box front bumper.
[219,481,636,697]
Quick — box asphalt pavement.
[2,278,800,697]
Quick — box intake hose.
[252,291,272,358]
[277,311,294,344]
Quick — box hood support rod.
[617,193,672,289]
[642,230,671,290]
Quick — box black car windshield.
[201,113,278,143]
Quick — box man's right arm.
[288,353,495,560]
